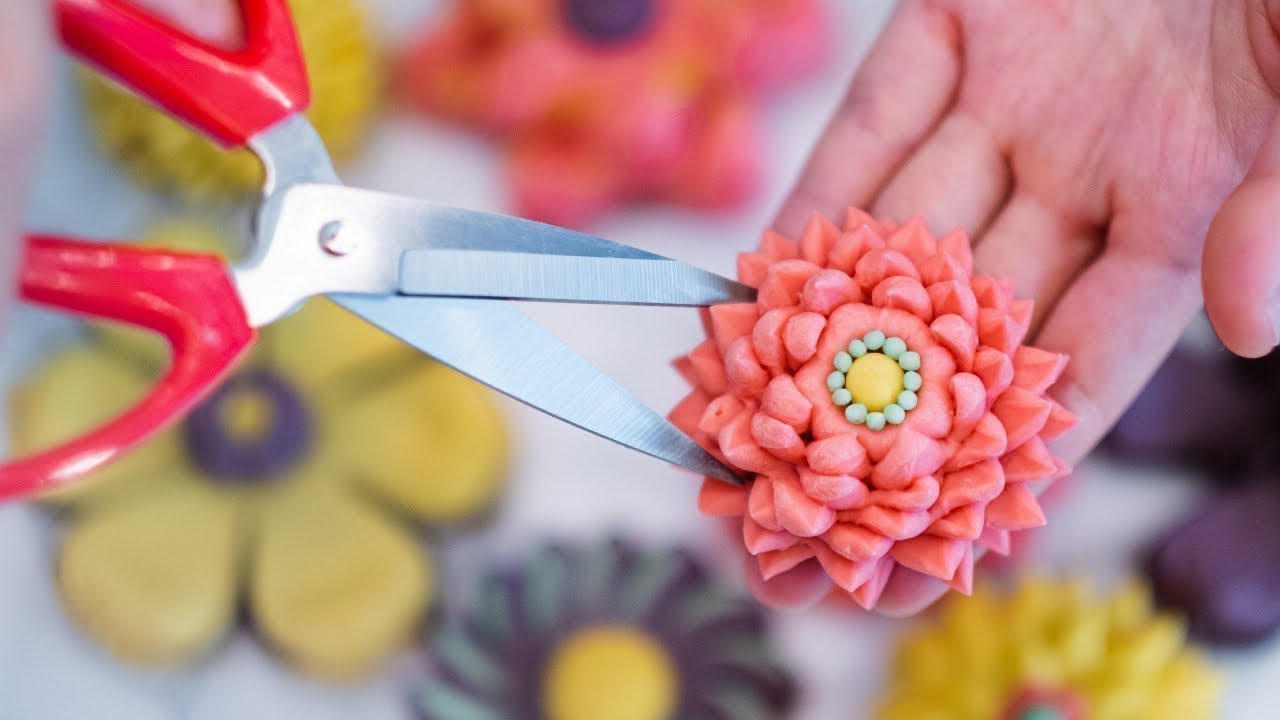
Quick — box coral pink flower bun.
[670,210,1077,610]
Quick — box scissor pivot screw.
[319,221,356,256]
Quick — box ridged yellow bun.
[81,0,379,198]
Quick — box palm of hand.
[766,0,1280,614]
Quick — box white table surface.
[2,1,1277,718]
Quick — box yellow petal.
[339,362,509,524]
[57,480,241,666]
[250,485,431,678]
[264,298,408,391]
[11,345,184,504]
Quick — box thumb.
[1204,114,1280,358]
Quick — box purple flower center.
[183,370,312,483]
[561,0,656,44]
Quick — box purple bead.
[561,0,656,44]
[183,370,312,483]
[1147,479,1280,645]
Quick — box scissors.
[5,0,754,501]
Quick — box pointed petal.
[799,467,867,507]
[977,526,1011,556]
[744,516,800,554]
[805,433,871,476]
[759,377,811,434]
[870,429,947,490]
[931,313,978,371]
[738,251,772,288]
[869,474,941,511]
[1040,401,1079,440]
[747,475,781,530]
[759,259,822,310]
[709,302,761,354]
[752,307,801,370]
[720,407,784,474]
[937,458,1006,516]
[689,340,729,395]
[1012,346,1068,394]
[937,227,972,273]
[992,386,1054,450]
[726,336,769,397]
[829,224,885,273]
[949,544,975,594]
[1001,436,1058,481]
[854,248,921,292]
[890,535,967,582]
[802,268,861,314]
[850,556,897,609]
[986,483,1047,530]
[847,505,933,540]
[885,217,938,265]
[872,276,933,321]
[945,413,1008,471]
[699,393,745,436]
[973,346,1014,402]
[815,546,880,592]
[927,502,985,540]
[751,411,806,463]
[978,307,1030,356]
[783,311,827,365]
[948,372,987,440]
[757,543,815,580]
[800,213,843,264]
[773,472,837,537]
[760,229,800,260]
[926,280,979,328]
[823,522,893,562]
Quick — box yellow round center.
[218,387,276,442]
[543,625,679,720]
[845,353,906,412]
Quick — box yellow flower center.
[219,386,277,442]
[845,352,905,412]
[542,625,679,720]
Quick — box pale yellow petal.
[264,298,408,390]
[250,485,431,678]
[11,345,184,504]
[57,481,241,666]
[338,362,509,524]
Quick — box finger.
[973,190,1104,332]
[874,565,950,617]
[1204,115,1280,357]
[744,558,833,611]
[1033,215,1203,465]
[772,0,962,235]
[871,113,1010,237]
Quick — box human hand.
[763,0,1280,615]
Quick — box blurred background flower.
[398,0,828,227]
[877,577,1221,720]
[416,537,795,720]
[81,0,379,198]
[1104,344,1280,646]
[10,222,509,678]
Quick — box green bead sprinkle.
[848,339,868,357]
[882,336,906,359]
[903,371,922,392]
[866,412,886,431]
[832,389,853,406]
[884,404,906,424]
[863,330,886,351]
[898,351,921,371]
[845,403,868,424]
[833,351,853,372]
[898,390,918,410]
[827,371,846,392]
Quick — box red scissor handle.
[0,237,256,500]
[57,0,310,147]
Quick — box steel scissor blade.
[398,249,756,306]
[331,293,742,484]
